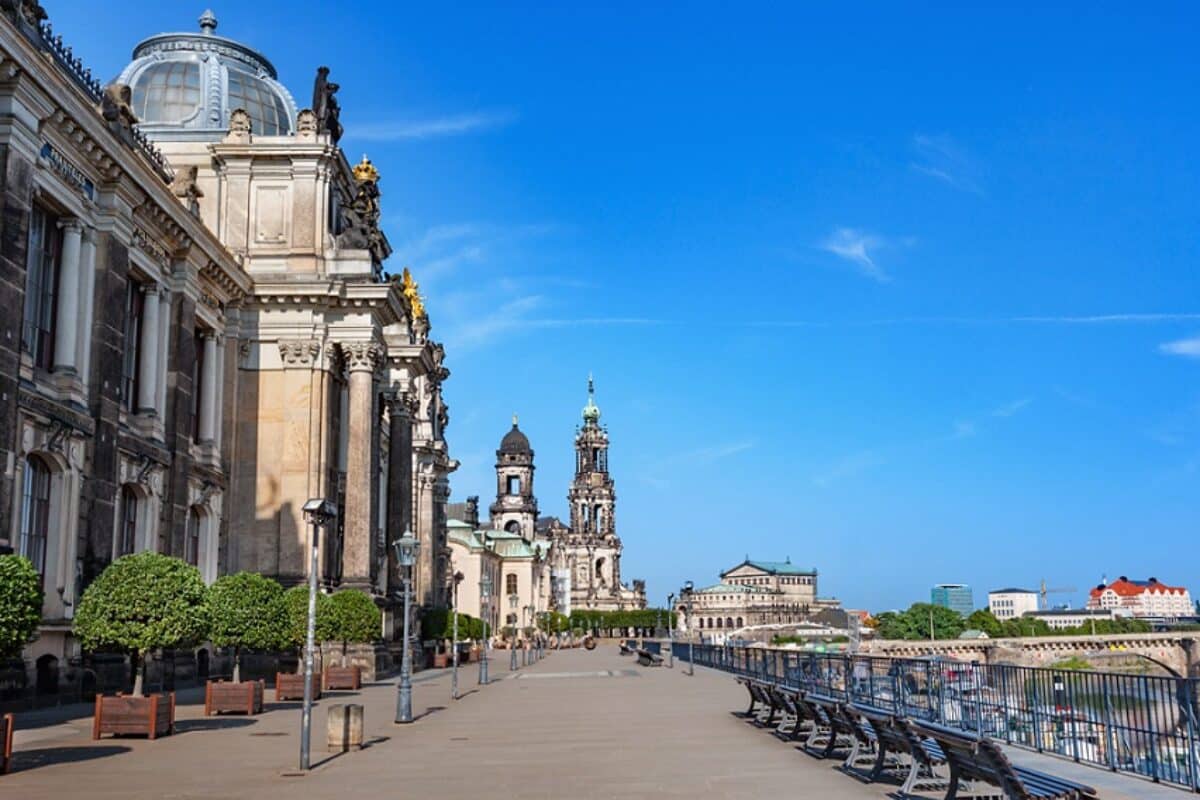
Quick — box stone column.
[155,289,171,418]
[76,228,97,385]
[136,283,160,414]
[198,332,218,443]
[386,392,413,591]
[343,342,380,589]
[52,219,83,374]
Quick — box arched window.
[726,617,734,628]
[697,618,704,629]
[19,455,52,577]
[185,506,202,566]
[707,618,714,629]
[118,485,139,557]
[505,520,520,534]
[736,617,744,628]
[506,573,518,596]
[716,617,723,629]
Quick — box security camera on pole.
[299,498,336,771]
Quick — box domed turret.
[116,9,297,140]
[499,415,532,456]
[582,373,601,425]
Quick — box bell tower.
[568,375,616,539]
[490,415,537,539]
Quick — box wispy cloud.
[819,227,893,282]
[747,313,1200,329]
[351,110,517,141]
[1159,335,1200,358]
[991,398,1032,418]
[911,133,984,194]
[812,450,886,488]
[952,420,977,439]
[638,440,755,487]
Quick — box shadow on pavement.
[11,745,131,772]
[411,705,446,722]
[174,717,257,733]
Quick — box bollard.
[327,703,364,752]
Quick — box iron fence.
[674,642,1200,791]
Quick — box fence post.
[1140,673,1161,782]
[1100,675,1118,771]
[1180,678,1200,792]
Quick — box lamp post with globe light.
[451,569,464,700]
[509,594,519,671]
[298,498,336,771]
[667,592,676,668]
[683,581,695,676]
[392,530,419,723]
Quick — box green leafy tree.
[965,609,1003,638]
[282,584,335,671]
[0,555,43,660]
[205,572,289,682]
[327,590,381,662]
[1000,616,1052,637]
[873,604,966,641]
[73,553,208,696]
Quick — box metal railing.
[677,642,1200,791]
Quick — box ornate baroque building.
[448,378,645,628]
[0,6,455,677]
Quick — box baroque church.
[448,377,645,630]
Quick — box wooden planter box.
[323,665,361,691]
[92,693,175,739]
[431,652,450,669]
[1,712,13,774]
[276,672,322,701]
[204,680,264,716]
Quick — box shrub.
[205,572,289,682]
[74,553,208,695]
[0,555,43,660]
[327,590,381,649]
[283,584,335,653]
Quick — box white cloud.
[350,110,517,141]
[991,398,1032,418]
[1159,336,1200,358]
[819,227,892,282]
[911,133,983,194]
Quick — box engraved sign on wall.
[39,142,95,201]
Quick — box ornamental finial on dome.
[582,372,601,425]
[353,154,379,184]
[198,9,218,35]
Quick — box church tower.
[490,416,538,539]
[569,376,617,540]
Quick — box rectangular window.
[121,281,144,412]
[19,457,52,578]
[192,328,206,440]
[506,573,518,596]
[23,206,62,370]
[118,485,138,557]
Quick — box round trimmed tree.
[283,584,335,672]
[327,590,381,662]
[73,552,208,696]
[205,572,288,682]
[0,554,44,660]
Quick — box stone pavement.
[1,647,1187,799]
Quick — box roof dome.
[499,417,532,455]
[116,10,297,141]
[582,374,601,425]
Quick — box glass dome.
[117,10,297,141]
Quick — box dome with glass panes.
[115,9,297,141]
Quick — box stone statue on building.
[100,82,138,147]
[170,165,203,217]
[311,66,343,143]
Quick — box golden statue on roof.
[401,267,426,320]
[352,154,379,183]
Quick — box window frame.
[19,455,52,579]
[117,485,139,557]
[23,205,62,370]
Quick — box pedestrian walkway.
[0,647,1187,798]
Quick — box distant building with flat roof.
[931,584,974,616]
[1026,607,1128,631]
[988,588,1039,620]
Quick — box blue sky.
[54,2,1200,611]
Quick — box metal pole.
[396,574,413,723]
[299,520,319,771]
[451,582,459,700]
[667,594,674,668]
[688,600,695,677]
[479,614,489,685]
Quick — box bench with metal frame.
[798,692,857,760]
[911,719,1099,800]
[851,703,950,797]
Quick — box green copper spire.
[582,373,601,424]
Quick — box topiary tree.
[73,552,208,696]
[327,590,381,663]
[205,572,289,682]
[282,584,335,672]
[0,554,44,661]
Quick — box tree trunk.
[233,647,241,683]
[132,651,145,697]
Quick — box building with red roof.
[1086,576,1194,619]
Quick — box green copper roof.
[731,559,817,576]
[697,582,773,594]
[582,373,601,424]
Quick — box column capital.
[343,341,383,374]
[140,282,161,298]
[386,389,415,418]
[57,217,85,234]
[278,338,321,368]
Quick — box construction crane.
[1040,578,1078,610]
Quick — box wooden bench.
[912,719,1099,800]
[851,703,948,797]
[636,648,663,667]
[1,713,13,775]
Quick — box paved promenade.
[1,647,1186,799]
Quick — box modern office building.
[988,588,1040,620]
[931,583,974,616]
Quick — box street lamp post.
[451,570,464,700]
[479,571,492,685]
[298,498,336,771]
[522,605,533,666]
[509,594,519,671]
[683,581,695,676]
[392,529,420,724]
[667,592,676,668]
